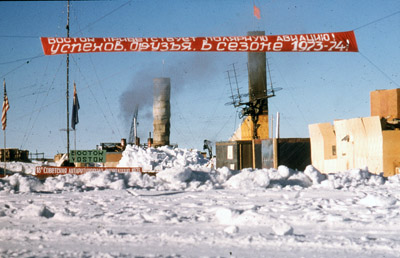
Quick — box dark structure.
[0,148,30,162]
[216,139,311,171]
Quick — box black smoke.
[119,52,224,122]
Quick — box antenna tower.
[128,105,139,144]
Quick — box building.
[309,88,400,177]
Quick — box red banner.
[41,31,358,55]
[35,166,143,177]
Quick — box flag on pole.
[71,82,80,130]
[2,80,10,131]
[253,5,261,19]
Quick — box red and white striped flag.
[2,80,10,131]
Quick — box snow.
[1,146,400,257]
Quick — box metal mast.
[129,105,139,144]
[66,0,70,157]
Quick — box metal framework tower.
[128,105,138,144]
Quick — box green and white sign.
[69,150,106,163]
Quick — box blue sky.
[0,0,399,158]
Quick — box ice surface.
[0,145,399,257]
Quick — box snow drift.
[1,146,399,258]
[0,146,388,193]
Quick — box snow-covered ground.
[1,145,400,257]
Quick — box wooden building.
[309,89,400,177]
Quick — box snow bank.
[224,168,270,189]
[0,146,393,194]
[118,145,208,171]
[0,161,42,175]
[0,174,43,193]
[320,168,386,189]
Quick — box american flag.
[2,80,10,131]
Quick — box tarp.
[41,30,358,55]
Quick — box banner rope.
[358,52,400,88]
[353,10,400,31]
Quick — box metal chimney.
[247,31,268,114]
[153,78,171,147]
[247,31,269,139]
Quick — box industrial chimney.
[247,30,269,139]
[153,77,171,147]
[248,31,267,110]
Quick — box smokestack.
[247,31,267,114]
[246,31,269,139]
[153,78,171,147]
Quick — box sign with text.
[69,150,106,163]
[41,30,358,55]
[35,166,143,177]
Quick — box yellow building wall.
[371,88,400,119]
[239,116,253,140]
[231,115,269,141]
[105,152,123,167]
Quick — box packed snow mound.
[272,221,294,236]
[224,168,270,189]
[0,161,44,175]
[319,168,386,189]
[0,146,392,194]
[157,167,193,183]
[118,145,209,171]
[0,165,391,194]
[19,204,55,219]
[1,173,43,193]
[304,165,326,184]
[358,194,397,207]
[215,207,270,226]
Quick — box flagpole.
[2,79,8,177]
[3,129,5,176]
[71,82,79,166]
[66,0,70,161]
[2,79,4,176]
[74,128,76,166]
